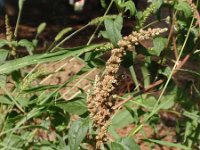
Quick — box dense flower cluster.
[137,2,156,28]
[186,0,200,27]
[87,28,168,148]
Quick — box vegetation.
[0,0,200,149]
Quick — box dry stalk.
[87,28,168,148]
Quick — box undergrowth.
[0,0,200,149]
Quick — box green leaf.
[110,142,125,150]
[0,39,9,48]
[104,15,123,46]
[0,44,104,74]
[0,75,7,87]
[0,96,13,105]
[56,98,87,115]
[131,95,157,110]
[109,137,140,150]
[142,96,157,109]
[108,126,120,139]
[129,65,140,92]
[36,22,47,36]
[100,30,109,39]
[41,147,54,150]
[145,139,190,150]
[100,0,107,8]
[54,27,72,42]
[3,134,25,149]
[114,0,123,7]
[18,39,34,55]
[23,85,59,93]
[150,37,167,56]
[111,109,134,128]
[141,65,150,88]
[183,110,200,122]
[175,2,192,18]
[124,0,136,16]
[152,0,163,11]
[32,39,38,47]
[120,137,140,150]
[0,49,8,65]
[68,118,89,150]
[159,94,175,109]
[191,27,200,42]
[184,121,192,142]
[158,66,171,77]
[16,96,29,107]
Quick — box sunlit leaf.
[0,44,104,74]
[100,0,107,8]
[124,0,136,16]
[111,109,134,128]
[0,49,8,65]
[68,118,89,150]
[145,139,190,150]
[18,39,34,55]
[104,15,123,46]
[56,97,87,115]
[0,75,7,87]
[175,2,192,18]
[109,137,140,150]
[0,39,9,48]
[150,37,167,56]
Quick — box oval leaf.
[104,15,123,46]
[150,37,167,56]
[124,1,136,16]
[56,98,87,115]
[68,118,89,150]
[0,39,9,48]
[18,39,34,55]
[175,2,192,18]
[0,49,8,65]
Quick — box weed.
[0,0,200,149]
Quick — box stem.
[50,23,90,52]
[14,5,23,38]
[87,0,114,45]
[62,68,97,98]
[142,17,169,30]
[1,86,25,113]
[145,17,195,122]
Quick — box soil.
[0,1,185,149]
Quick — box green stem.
[0,86,24,113]
[87,0,114,45]
[14,8,23,38]
[50,24,90,52]
[129,17,195,137]
[145,17,195,122]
